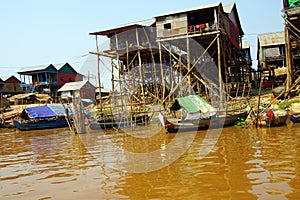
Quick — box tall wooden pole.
[186,36,191,95]
[285,26,293,96]
[158,41,165,101]
[256,75,263,128]
[136,28,146,112]
[217,33,224,108]
[95,35,102,112]
[115,33,124,115]
[1,93,3,125]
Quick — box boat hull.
[88,115,150,130]
[254,116,288,127]
[251,108,288,127]
[290,115,300,123]
[14,120,69,131]
[165,111,248,133]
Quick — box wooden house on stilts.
[283,0,300,94]
[89,2,250,121]
[153,2,250,103]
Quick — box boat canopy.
[20,104,72,119]
[176,95,216,117]
[25,106,57,119]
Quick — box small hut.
[58,80,96,104]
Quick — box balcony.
[188,22,216,34]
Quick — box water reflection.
[1,124,300,199]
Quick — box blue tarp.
[25,106,57,119]
[24,103,89,119]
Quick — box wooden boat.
[13,104,72,131]
[159,111,248,133]
[14,119,69,131]
[250,108,288,127]
[88,114,150,130]
[159,95,248,133]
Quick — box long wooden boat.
[159,111,248,133]
[13,104,72,131]
[88,114,150,130]
[13,119,69,131]
[250,108,288,127]
[158,95,248,133]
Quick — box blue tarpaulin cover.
[25,106,57,119]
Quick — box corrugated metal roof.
[0,76,9,81]
[117,18,156,28]
[154,2,221,18]
[18,64,55,73]
[58,80,95,92]
[96,87,111,93]
[90,18,155,35]
[258,32,285,47]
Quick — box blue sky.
[0,0,283,87]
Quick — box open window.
[164,23,171,30]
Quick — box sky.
[0,0,284,88]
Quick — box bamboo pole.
[241,83,246,98]
[235,82,240,97]
[95,35,102,112]
[217,33,224,109]
[256,75,263,128]
[158,41,165,101]
[136,28,146,115]
[160,43,208,88]
[285,25,293,98]
[169,46,174,102]
[186,36,191,95]
[1,93,3,125]
[142,27,159,102]
[161,35,218,104]
[126,40,133,127]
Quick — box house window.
[164,23,171,30]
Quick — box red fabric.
[267,109,275,121]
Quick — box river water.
[1,123,300,199]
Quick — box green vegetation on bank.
[278,99,300,109]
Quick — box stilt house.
[283,0,300,90]
[90,2,249,110]
[257,32,286,88]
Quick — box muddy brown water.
[1,123,300,199]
